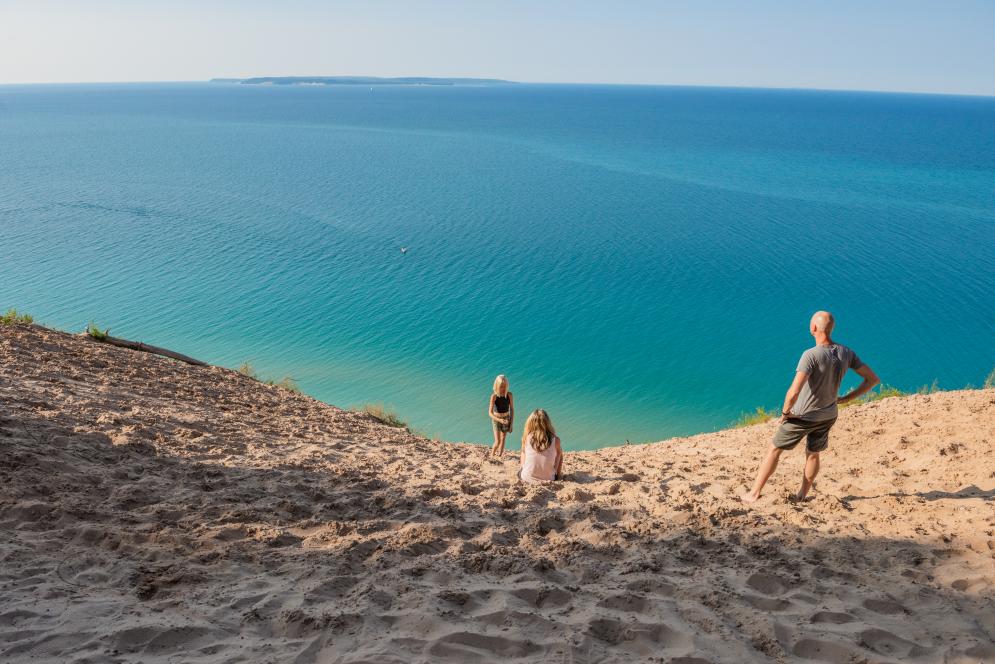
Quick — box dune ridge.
[1,322,993,663]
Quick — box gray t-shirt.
[793,343,863,421]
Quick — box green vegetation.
[269,376,300,393]
[86,321,110,341]
[0,309,33,325]
[742,372,994,424]
[235,362,300,393]
[733,406,776,428]
[357,403,409,429]
[839,383,907,409]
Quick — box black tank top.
[494,394,510,414]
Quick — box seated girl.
[518,409,563,484]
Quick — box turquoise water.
[2,83,993,449]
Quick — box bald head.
[810,311,835,335]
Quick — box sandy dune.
[1,322,993,663]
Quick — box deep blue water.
[2,82,993,449]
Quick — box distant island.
[210,76,516,86]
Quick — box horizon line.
[1,77,994,100]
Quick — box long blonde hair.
[522,409,556,452]
[493,374,509,397]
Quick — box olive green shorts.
[493,417,512,434]
[772,417,837,453]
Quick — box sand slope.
[1,323,993,663]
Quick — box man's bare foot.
[740,491,760,504]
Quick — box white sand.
[1,322,993,663]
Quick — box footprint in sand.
[597,592,650,613]
[862,598,907,615]
[792,638,860,662]
[510,585,572,609]
[567,487,594,502]
[0,608,40,628]
[810,611,855,624]
[859,628,927,659]
[965,642,995,660]
[951,577,986,592]
[746,572,789,596]
[427,632,543,659]
[111,624,214,653]
[306,575,361,602]
[586,617,691,648]
[745,595,792,611]
[55,556,130,590]
[625,578,677,596]
[593,507,622,524]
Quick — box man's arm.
[838,364,880,404]
[781,371,809,421]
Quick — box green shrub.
[840,383,907,408]
[86,321,110,341]
[733,406,776,428]
[0,309,33,325]
[916,379,940,395]
[358,403,408,429]
[269,376,301,393]
[236,362,300,393]
[876,384,906,399]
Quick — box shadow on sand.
[2,405,994,664]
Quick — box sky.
[1,0,994,96]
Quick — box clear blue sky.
[2,0,993,95]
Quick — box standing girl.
[488,375,514,457]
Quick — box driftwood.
[84,333,208,366]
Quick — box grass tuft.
[357,403,409,429]
[268,376,301,393]
[984,367,995,389]
[733,406,776,428]
[840,383,907,409]
[0,309,33,325]
[86,321,110,341]
[916,379,940,395]
[235,362,300,393]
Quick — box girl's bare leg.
[490,425,500,456]
[496,431,506,457]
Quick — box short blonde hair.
[493,374,508,396]
[522,409,555,452]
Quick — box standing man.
[742,311,879,503]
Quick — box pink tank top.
[521,435,558,483]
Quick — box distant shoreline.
[3,80,992,99]
[211,76,517,87]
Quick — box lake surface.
[2,82,993,449]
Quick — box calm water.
[2,83,993,449]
